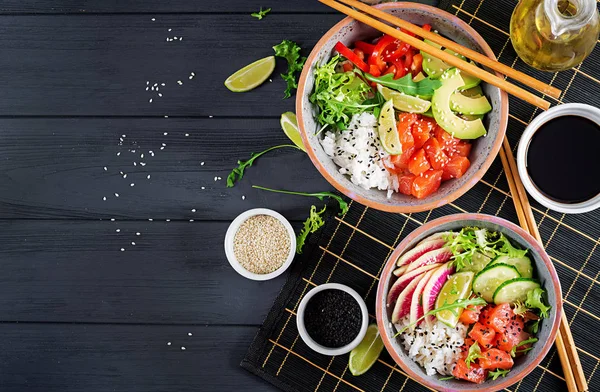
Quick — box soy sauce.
[526,115,600,203]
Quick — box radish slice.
[422,262,456,324]
[396,238,446,267]
[387,263,438,307]
[409,269,435,328]
[393,265,408,276]
[405,247,454,274]
[391,276,421,323]
[416,231,456,246]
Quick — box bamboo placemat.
[241,0,600,390]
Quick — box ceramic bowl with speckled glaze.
[376,214,562,392]
[296,3,508,213]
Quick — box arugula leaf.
[528,319,541,334]
[438,376,455,381]
[252,185,349,216]
[273,40,306,99]
[310,55,376,131]
[465,341,483,369]
[512,300,528,316]
[226,144,303,187]
[510,337,538,357]
[296,205,327,254]
[488,369,510,380]
[364,72,442,96]
[395,297,486,336]
[251,7,271,20]
[525,287,551,318]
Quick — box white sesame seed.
[161,83,165,86]
[166,219,171,222]
[140,162,146,166]
[177,80,183,85]
[147,175,151,179]
[103,167,107,171]
[189,219,194,222]
[116,229,120,233]
[133,162,137,166]
[136,232,141,236]
[168,28,172,32]
[208,115,213,118]
[191,209,196,212]
[131,242,136,246]
[116,152,121,156]
[164,132,168,136]
[174,36,178,39]
[123,174,127,178]
[149,99,153,103]
[181,347,186,350]
[201,186,205,190]
[214,177,218,181]
[141,154,144,158]
[269,79,273,82]
[103,197,107,201]
[130,183,135,187]
[158,93,162,97]
[162,143,166,147]
[167,342,171,346]
[151,18,155,21]
[191,72,195,76]
[185,133,189,137]
[146,81,149,85]
[149,219,153,221]
[114,193,119,197]
[200,162,205,166]
[188,332,193,336]
[121,248,125,251]
[146,87,149,91]
[242,195,246,200]
[160,147,164,150]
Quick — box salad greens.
[251,7,271,20]
[252,185,349,216]
[444,227,528,271]
[296,205,327,254]
[488,369,511,380]
[226,144,303,187]
[310,55,377,131]
[525,287,551,318]
[510,337,538,357]
[465,341,483,369]
[273,40,306,99]
[364,72,442,97]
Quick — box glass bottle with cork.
[510,0,599,71]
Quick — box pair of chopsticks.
[319,0,561,110]
[500,142,587,391]
[320,0,583,389]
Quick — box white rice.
[395,317,467,376]
[320,113,395,194]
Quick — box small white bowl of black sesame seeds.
[296,283,369,356]
[224,208,296,281]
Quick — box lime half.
[435,271,475,328]
[280,112,306,152]
[378,99,402,155]
[349,324,385,376]
[224,56,275,92]
[377,85,431,114]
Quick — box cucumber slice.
[461,251,492,274]
[490,255,533,278]
[493,278,541,304]
[472,263,521,302]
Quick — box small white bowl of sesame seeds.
[224,208,296,281]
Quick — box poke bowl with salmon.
[296,3,508,212]
[376,214,562,391]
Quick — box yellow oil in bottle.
[510,0,599,71]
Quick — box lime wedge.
[377,85,431,114]
[349,324,385,376]
[224,56,275,92]
[435,271,475,327]
[280,112,306,152]
[378,99,402,155]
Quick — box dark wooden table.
[0,1,433,391]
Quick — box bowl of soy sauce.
[517,103,600,214]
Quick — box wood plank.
[0,118,332,220]
[0,324,274,392]
[0,14,341,116]
[0,220,296,325]
[0,0,436,14]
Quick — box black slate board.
[241,1,600,391]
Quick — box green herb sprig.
[226,144,302,187]
[364,72,442,96]
[510,337,538,357]
[251,7,271,20]
[296,205,327,254]
[273,40,306,99]
[438,376,455,381]
[488,369,511,380]
[394,297,487,336]
[465,341,484,369]
[252,185,348,216]
[525,287,551,318]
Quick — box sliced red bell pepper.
[368,64,381,77]
[411,53,423,76]
[354,40,375,56]
[383,65,396,77]
[392,58,408,79]
[334,41,369,72]
[422,24,432,32]
[384,42,410,62]
[369,35,395,72]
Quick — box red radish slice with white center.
[416,231,456,246]
[409,269,435,328]
[422,262,456,324]
[396,238,446,267]
[405,247,454,274]
[387,263,439,308]
[391,275,422,323]
[393,265,408,276]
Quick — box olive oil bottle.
[510,0,599,71]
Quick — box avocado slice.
[461,85,484,97]
[432,68,487,139]
[459,68,482,90]
[450,92,492,115]
[421,38,467,79]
